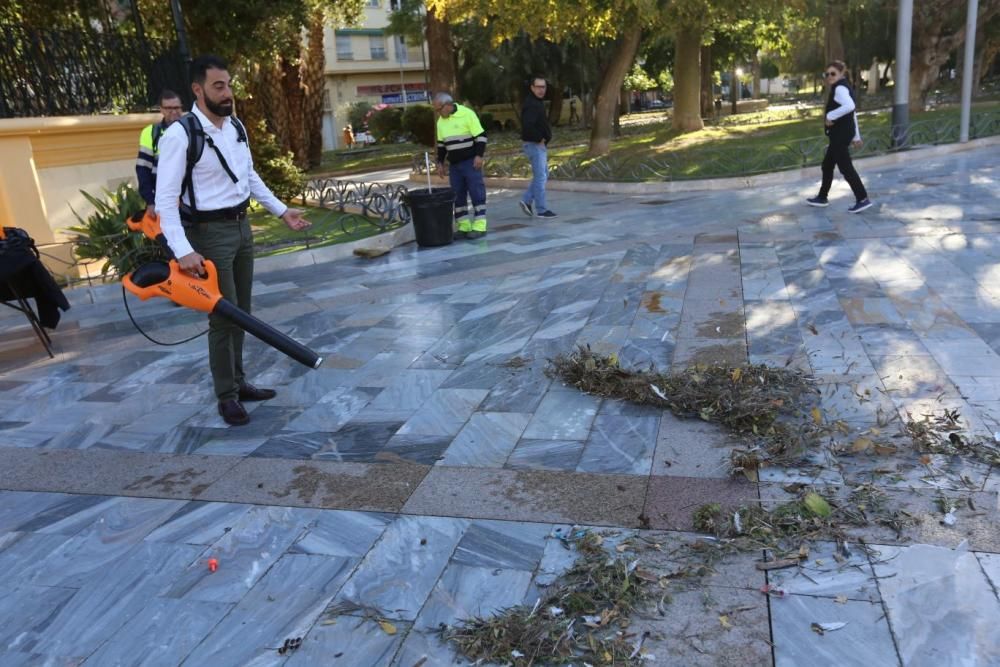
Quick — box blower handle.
[213,299,323,369]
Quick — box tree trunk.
[673,26,703,132]
[825,0,846,63]
[281,58,308,168]
[587,23,641,156]
[752,52,761,98]
[548,80,564,125]
[619,84,630,116]
[868,59,879,94]
[731,62,739,114]
[260,59,292,154]
[700,44,713,117]
[426,6,457,95]
[302,9,326,168]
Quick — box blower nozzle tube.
[213,299,323,369]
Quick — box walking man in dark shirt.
[519,76,556,219]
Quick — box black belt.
[180,198,250,223]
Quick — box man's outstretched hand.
[282,208,311,231]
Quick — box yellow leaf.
[804,492,832,517]
[811,407,823,424]
[851,437,872,453]
[378,620,397,635]
[731,368,742,382]
[718,614,732,630]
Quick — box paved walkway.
[0,147,998,666]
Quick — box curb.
[408,135,1000,195]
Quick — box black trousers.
[819,140,868,201]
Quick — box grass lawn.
[248,204,391,257]
[539,101,1000,180]
[310,143,425,176]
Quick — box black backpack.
[176,113,248,212]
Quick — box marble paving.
[1,146,999,665]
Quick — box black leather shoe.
[238,383,276,402]
[218,399,250,426]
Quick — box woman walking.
[807,60,873,213]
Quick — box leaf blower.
[122,210,323,370]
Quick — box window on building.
[366,0,379,7]
[336,34,353,60]
[369,35,387,60]
[395,35,408,63]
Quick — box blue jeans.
[522,142,548,213]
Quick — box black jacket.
[520,94,552,144]
[824,79,857,144]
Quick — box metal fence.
[0,24,186,117]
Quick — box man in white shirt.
[155,54,310,426]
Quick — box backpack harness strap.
[179,114,249,224]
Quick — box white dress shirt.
[154,104,287,259]
[826,85,862,142]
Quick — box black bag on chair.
[0,227,70,329]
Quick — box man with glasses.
[807,60,872,213]
[136,90,184,215]
[434,92,489,239]
[519,76,556,219]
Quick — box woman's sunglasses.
[824,71,839,77]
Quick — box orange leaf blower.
[122,211,323,370]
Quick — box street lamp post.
[892,0,913,148]
[959,0,979,142]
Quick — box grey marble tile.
[290,510,393,557]
[479,368,551,413]
[186,553,357,665]
[576,414,659,475]
[521,390,600,440]
[0,532,75,586]
[83,597,233,666]
[12,541,205,658]
[21,497,187,587]
[390,626,464,667]
[365,370,454,411]
[437,412,531,467]
[766,540,880,601]
[977,552,1000,598]
[283,386,375,432]
[316,422,405,462]
[143,501,254,546]
[251,431,331,459]
[396,388,488,436]
[285,616,408,666]
[0,491,82,534]
[162,506,319,603]
[450,519,550,571]
[195,436,268,457]
[333,515,468,621]
[415,563,533,630]
[0,583,80,657]
[380,433,453,465]
[771,592,899,667]
[506,439,585,471]
[870,543,1000,666]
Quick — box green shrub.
[401,104,435,146]
[478,111,496,133]
[368,106,404,143]
[346,101,373,130]
[68,182,165,280]
[248,120,304,202]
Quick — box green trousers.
[186,218,254,401]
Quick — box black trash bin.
[404,187,455,247]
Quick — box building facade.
[322,0,430,150]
